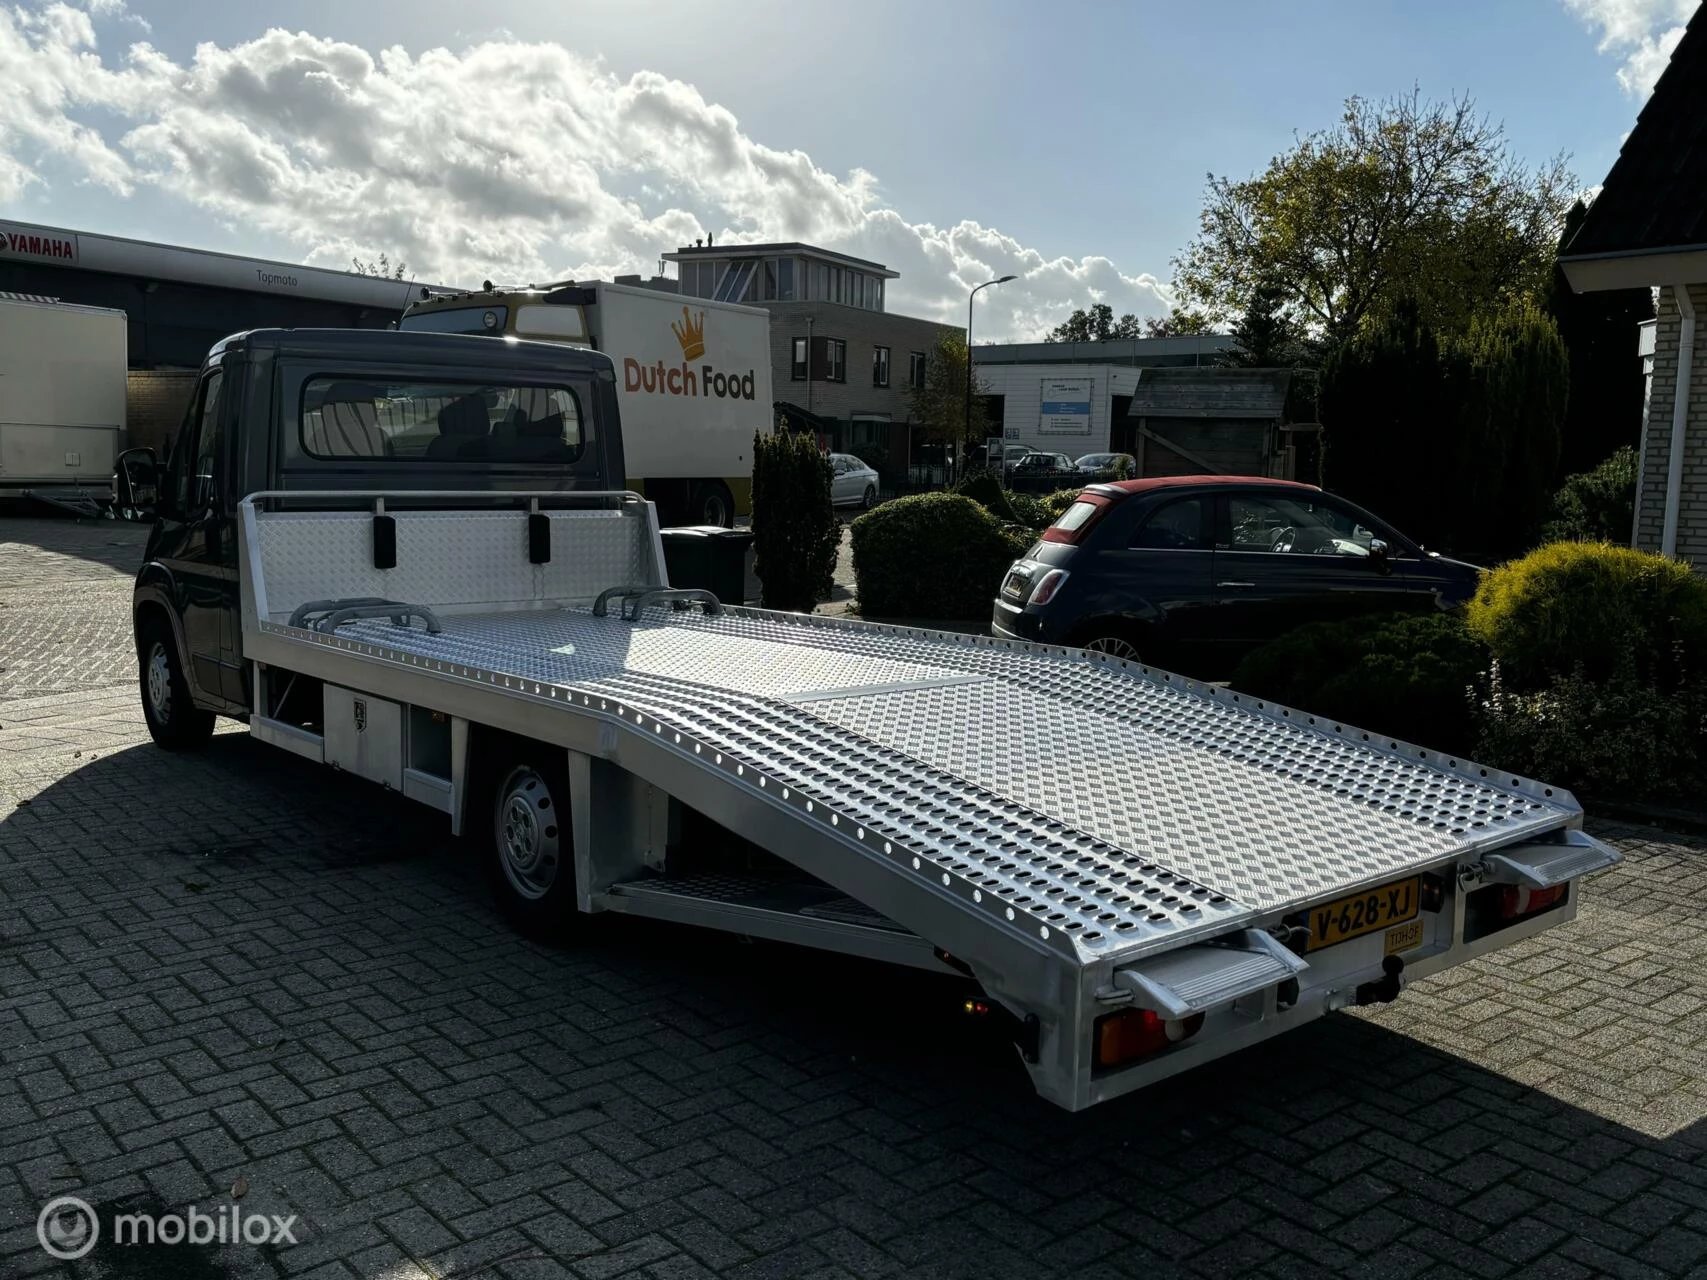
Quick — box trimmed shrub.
[751,430,839,613]
[851,493,1033,620]
[1477,657,1707,803]
[1229,611,1487,756]
[1465,541,1707,691]
[950,469,1017,523]
[1541,445,1636,544]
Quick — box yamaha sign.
[0,223,78,263]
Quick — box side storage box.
[324,685,403,789]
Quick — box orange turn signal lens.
[1093,1007,1205,1069]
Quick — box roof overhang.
[1561,244,1707,292]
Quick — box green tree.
[1045,302,1143,342]
[1545,199,1655,477]
[909,330,990,446]
[1226,279,1305,366]
[1320,296,1567,555]
[352,253,407,280]
[1141,306,1217,337]
[1320,300,1446,542]
[1461,298,1567,553]
[1176,90,1573,344]
[751,429,839,613]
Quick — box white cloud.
[0,6,1171,338]
[1563,0,1694,96]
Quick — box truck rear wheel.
[481,743,578,938]
[690,480,735,528]
[138,615,215,750]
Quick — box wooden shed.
[1119,368,1297,478]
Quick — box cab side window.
[168,369,224,513]
[1132,497,1204,550]
[192,370,225,509]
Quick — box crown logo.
[671,307,706,361]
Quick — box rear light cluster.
[1464,879,1570,941]
[1093,1007,1204,1070]
[1501,883,1567,919]
[1027,569,1069,606]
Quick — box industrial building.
[0,218,437,448]
[661,241,961,484]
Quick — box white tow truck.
[118,328,1618,1111]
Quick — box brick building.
[1560,7,1707,566]
[661,242,961,482]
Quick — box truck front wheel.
[690,480,735,528]
[482,745,578,938]
[138,615,215,750]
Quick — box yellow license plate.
[1306,877,1420,951]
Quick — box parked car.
[1012,452,1074,476]
[991,476,1480,677]
[828,453,880,508]
[996,443,1032,475]
[1074,452,1136,476]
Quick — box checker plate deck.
[274,603,1578,963]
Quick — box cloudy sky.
[0,0,1695,339]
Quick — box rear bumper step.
[1478,829,1621,889]
[1114,929,1309,1019]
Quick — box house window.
[826,338,847,382]
[909,351,927,390]
[872,346,890,387]
[776,258,795,301]
[791,337,808,380]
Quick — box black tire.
[689,480,735,528]
[138,613,215,750]
[479,741,578,939]
[861,484,878,511]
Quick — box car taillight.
[1028,568,1069,606]
[1093,1007,1204,1069]
[1500,883,1567,920]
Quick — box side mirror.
[113,447,160,521]
[1368,538,1392,572]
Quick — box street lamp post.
[965,275,1016,474]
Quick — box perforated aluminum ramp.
[275,603,1581,966]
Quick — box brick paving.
[0,518,148,704]
[2,516,1706,1279]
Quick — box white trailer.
[230,486,1619,1111]
[0,293,127,514]
[401,283,773,526]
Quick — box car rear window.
[1053,500,1100,533]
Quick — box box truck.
[400,282,771,526]
[0,293,127,514]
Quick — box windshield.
[298,375,586,463]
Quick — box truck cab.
[115,328,625,740]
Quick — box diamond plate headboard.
[248,507,662,621]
